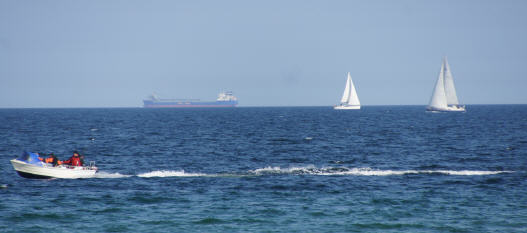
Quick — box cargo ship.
[143,91,238,108]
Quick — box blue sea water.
[0,105,526,232]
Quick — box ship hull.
[143,101,238,108]
[145,105,237,108]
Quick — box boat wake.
[249,166,512,176]
[93,166,512,179]
[92,172,132,179]
[137,170,211,178]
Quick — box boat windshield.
[17,151,44,167]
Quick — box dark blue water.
[1,106,526,232]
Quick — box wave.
[249,166,512,176]
[137,170,210,178]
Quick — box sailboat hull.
[334,105,361,110]
[426,105,466,112]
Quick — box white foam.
[93,172,132,179]
[250,166,511,176]
[423,170,509,176]
[251,165,318,175]
[327,167,415,176]
[137,170,210,178]
[89,167,512,179]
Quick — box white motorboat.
[427,57,466,112]
[334,72,361,110]
[10,152,97,179]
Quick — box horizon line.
[0,103,525,109]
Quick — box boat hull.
[426,105,466,112]
[15,170,53,179]
[143,100,237,108]
[10,159,97,179]
[334,105,361,110]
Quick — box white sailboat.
[334,72,360,110]
[426,57,465,112]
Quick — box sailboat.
[426,57,465,112]
[334,72,360,110]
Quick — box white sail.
[340,73,351,103]
[428,62,448,110]
[427,57,465,112]
[442,57,460,105]
[335,72,360,110]
[347,72,360,106]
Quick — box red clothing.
[63,155,82,166]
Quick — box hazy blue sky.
[1,0,526,107]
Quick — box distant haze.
[1,0,526,107]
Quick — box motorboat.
[10,152,97,179]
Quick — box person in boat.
[43,153,62,167]
[79,154,85,166]
[36,153,53,163]
[62,151,83,166]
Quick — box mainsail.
[340,73,351,103]
[428,62,448,110]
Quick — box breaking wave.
[249,166,512,176]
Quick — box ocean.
[0,105,526,232]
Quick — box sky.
[1,0,526,107]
